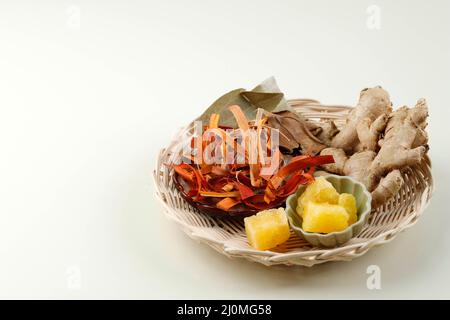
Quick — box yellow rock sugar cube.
[244,208,290,250]
[297,177,339,216]
[339,193,358,225]
[302,202,349,233]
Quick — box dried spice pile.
[172,104,334,215]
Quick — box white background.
[1,0,449,299]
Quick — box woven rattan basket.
[153,99,434,267]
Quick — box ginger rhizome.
[319,87,429,207]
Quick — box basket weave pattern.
[153,100,434,266]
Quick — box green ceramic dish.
[285,174,372,248]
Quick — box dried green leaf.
[197,77,292,128]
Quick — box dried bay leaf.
[245,76,291,113]
[197,88,248,128]
[197,77,293,128]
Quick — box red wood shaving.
[171,106,335,213]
